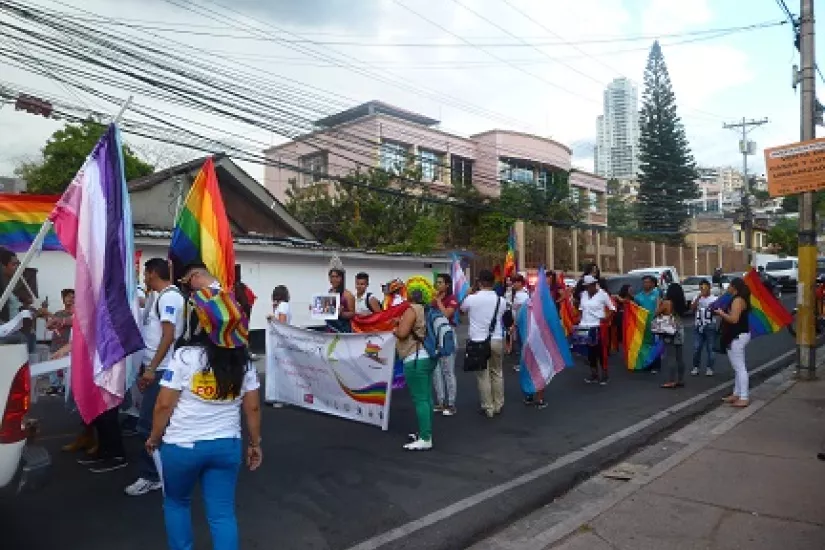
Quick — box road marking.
[345,348,796,550]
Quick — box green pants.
[403,354,436,441]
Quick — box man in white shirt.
[460,269,506,418]
[125,258,186,496]
[690,279,717,377]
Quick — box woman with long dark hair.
[432,273,459,416]
[326,256,356,333]
[658,283,688,388]
[145,288,262,550]
[717,277,751,407]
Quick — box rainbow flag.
[517,267,573,396]
[0,194,63,252]
[556,272,578,336]
[711,269,792,337]
[493,264,505,296]
[504,226,517,278]
[622,301,664,371]
[351,302,410,333]
[169,157,236,288]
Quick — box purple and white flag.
[49,124,144,423]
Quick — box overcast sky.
[0,0,821,182]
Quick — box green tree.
[15,119,154,194]
[637,41,698,242]
[606,178,636,232]
[285,165,442,254]
[767,217,799,255]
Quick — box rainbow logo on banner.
[334,373,388,406]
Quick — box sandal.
[661,382,677,389]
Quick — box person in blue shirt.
[634,275,662,374]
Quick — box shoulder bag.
[462,296,502,372]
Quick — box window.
[498,157,535,186]
[588,191,599,213]
[419,149,442,182]
[380,140,409,174]
[451,155,473,187]
[765,260,793,271]
[300,152,328,186]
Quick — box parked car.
[719,272,745,291]
[603,274,647,297]
[764,258,798,290]
[627,266,680,289]
[0,343,50,496]
[681,275,720,304]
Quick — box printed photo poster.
[265,322,396,430]
[310,293,340,321]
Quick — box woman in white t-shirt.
[575,275,616,385]
[268,285,292,325]
[145,288,262,550]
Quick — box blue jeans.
[161,438,242,550]
[692,326,716,371]
[137,368,164,482]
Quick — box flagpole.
[0,95,134,316]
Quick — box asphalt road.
[2,297,800,550]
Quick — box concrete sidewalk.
[472,367,825,550]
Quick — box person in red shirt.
[431,273,459,416]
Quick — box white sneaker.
[403,438,432,451]
[690,367,699,376]
[124,477,162,496]
[705,369,714,377]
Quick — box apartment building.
[594,78,640,180]
[263,100,607,227]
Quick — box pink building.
[263,101,607,226]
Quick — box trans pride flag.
[517,267,573,396]
[711,269,792,337]
[451,254,469,324]
[49,124,145,423]
[169,157,236,288]
[0,194,63,252]
[622,301,664,371]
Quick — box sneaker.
[535,400,548,410]
[705,369,714,377]
[599,377,609,386]
[690,367,699,376]
[442,407,456,416]
[650,369,659,374]
[407,433,419,443]
[513,365,521,372]
[433,404,445,413]
[403,438,432,451]
[88,457,129,473]
[584,376,599,384]
[523,396,535,406]
[124,477,162,496]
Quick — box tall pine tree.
[637,41,698,242]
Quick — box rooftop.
[313,100,440,128]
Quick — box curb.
[345,348,798,550]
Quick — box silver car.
[682,275,720,305]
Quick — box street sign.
[764,137,825,197]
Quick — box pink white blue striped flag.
[49,124,145,423]
[451,254,469,324]
[517,267,573,396]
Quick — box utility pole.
[723,117,769,267]
[797,0,817,380]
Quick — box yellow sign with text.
[764,137,825,197]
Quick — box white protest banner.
[265,322,396,430]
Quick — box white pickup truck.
[0,343,50,496]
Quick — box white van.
[627,266,680,288]
[764,258,798,290]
